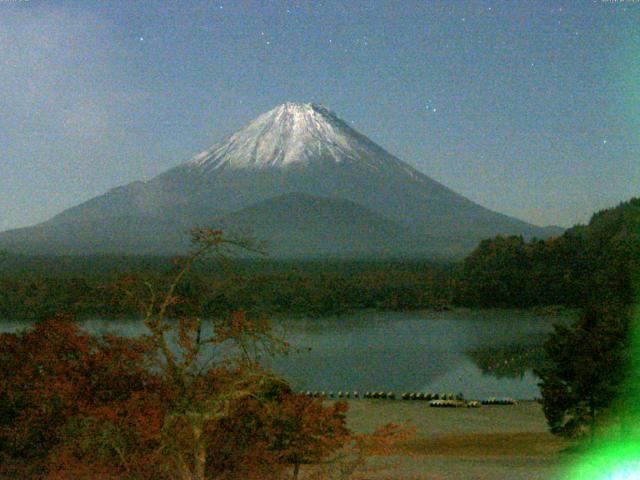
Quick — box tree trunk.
[194,424,207,480]
[619,411,630,440]
[179,463,192,480]
[292,461,300,480]
[589,396,596,443]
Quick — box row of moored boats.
[299,390,518,407]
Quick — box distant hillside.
[0,216,193,256]
[0,193,429,257]
[216,193,433,258]
[458,197,640,307]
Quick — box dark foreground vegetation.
[533,199,639,442]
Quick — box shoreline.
[342,399,572,479]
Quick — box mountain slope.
[0,216,193,255]
[0,194,427,257]
[0,102,559,257]
[216,193,429,257]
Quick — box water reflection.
[0,309,574,399]
[268,309,573,399]
[466,336,548,380]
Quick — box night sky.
[1,0,639,231]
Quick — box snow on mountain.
[185,102,413,175]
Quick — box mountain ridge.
[0,102,562,257]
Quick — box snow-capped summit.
[187,102,389,172]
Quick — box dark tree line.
[457,197,640,309]
[0,258,457,320]
[2,199,638,322]
[3,198,638,319]
[456,234,591,307]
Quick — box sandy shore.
[342,399,572,479]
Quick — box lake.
[0,309,575,400]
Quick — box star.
[432,108,437,113]
[603,139,608,145]
[139,36,144,42]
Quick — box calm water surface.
[1,309,574,399]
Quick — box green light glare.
[562,302,640,479]
[566,442,640,479]
[607,464,640,480]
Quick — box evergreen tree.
[535,304,630,439]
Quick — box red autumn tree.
[0,229,409,479]
[0,315,164,479]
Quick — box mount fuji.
[0,102,561,257]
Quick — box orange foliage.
[0,231,409,479]
[0,316,164,478]
[0,317,355,479]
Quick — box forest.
[458,197,640,309]
[0,255,457,320]
[1,198,637,320]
